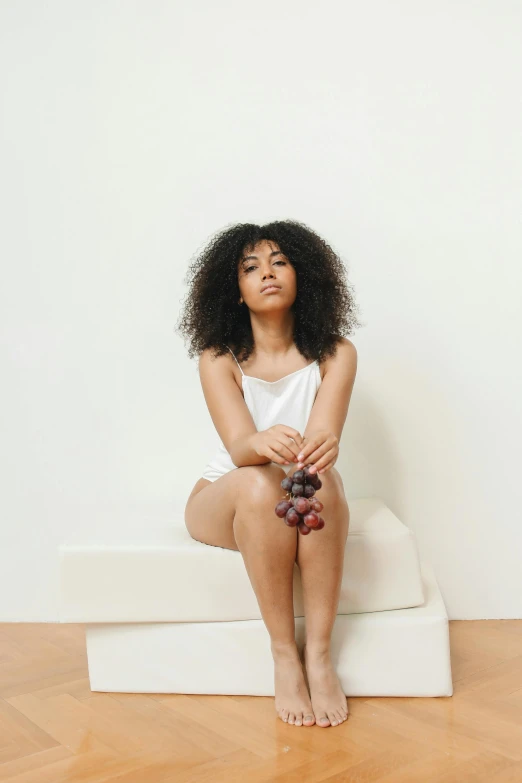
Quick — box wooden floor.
[0,621,521,782]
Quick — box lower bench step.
[84,561,453,697]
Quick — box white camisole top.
[200,346,323,482]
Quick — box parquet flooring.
[0,621,521,782]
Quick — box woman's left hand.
[295,429,339,475]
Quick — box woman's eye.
[244,260,285,273]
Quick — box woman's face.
[237,240,297,311]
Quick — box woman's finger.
[267,446,288,466]
[299,442,331,468]
[317,460,335,474]
[296,437,321,463]
[276,439,300,463]
[282,426,304,449]
[311,449,337,473]
[284,435,301,461]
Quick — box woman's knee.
[313,467,348,510]
[235,463,347,517]
[235,463,288,509]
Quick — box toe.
[328,711,338,726]
[303,713,315,726]
[295,712,302,727]
[280,709,289,723]
[288,712,295,725]
[316,713,330,727]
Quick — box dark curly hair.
[175,219,364,364]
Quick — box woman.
[176,219,362,728]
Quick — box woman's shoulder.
[335,336,357,355]
[198,347,227,373]
[319,337,357,379]
[198,346,241,385]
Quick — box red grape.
[285,507,300,527]
[303,510,320,528]
[275,467,326,531]
[281,476,293,492]
[294,497,310,515]
[275,500,293,518]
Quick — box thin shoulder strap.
[226,345,244,375]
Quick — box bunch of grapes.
[274,465,326,535]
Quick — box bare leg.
[233,464,315,727]
[296,468,350,727]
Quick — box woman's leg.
[295,467,350,727]
[185,463,315,727]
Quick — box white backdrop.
[1,1,520,621]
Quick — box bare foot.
[303,643,350,727]
[272,643,315,727]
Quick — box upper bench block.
[60,497,424,622]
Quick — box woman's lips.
[261,285,281,294]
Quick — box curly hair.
[175,219,365,364]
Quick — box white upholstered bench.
[59,497,453,697]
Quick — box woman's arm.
[299,338,358,471]
[198,348,269,468]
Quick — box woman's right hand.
[251,425,305,466]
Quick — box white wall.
[1,1,520,621]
